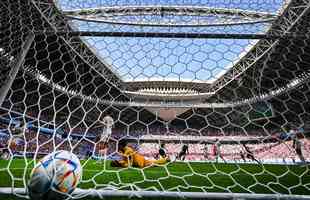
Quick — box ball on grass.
[28,150,82,200]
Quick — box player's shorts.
[296,148,302,155]
[246,153,254,159]
[97,142,106,149]
[132,155,152,168]
[178,151,186,157]
[98,149,107,156]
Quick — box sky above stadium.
[57,0,285,82]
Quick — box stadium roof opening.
[56,0,286,83]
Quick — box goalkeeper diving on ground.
[111,139,170,168]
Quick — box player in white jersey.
[96,115,114,162]
[101,115,114,140]
[212,139,225,163]
[202,144,209,160]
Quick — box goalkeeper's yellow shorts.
[152,156,169,165]
[112,154,170,168]
[132,154,152,168]
[132,154,169,168]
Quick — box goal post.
[1,0,310,200]
[0,33,35,107]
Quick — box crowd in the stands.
[0,118,309,163]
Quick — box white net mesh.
[1,0,310,199]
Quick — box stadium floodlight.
[1,0,310,200]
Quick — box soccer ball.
[28,150,82,200]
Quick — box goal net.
[0,0,310,199]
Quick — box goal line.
[1,188,310,200]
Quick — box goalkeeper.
[111,140,169,168]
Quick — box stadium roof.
[2,0,310,124]
[55,0,285,84]
[45,0,292,102]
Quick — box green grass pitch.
[0,159,309,199]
